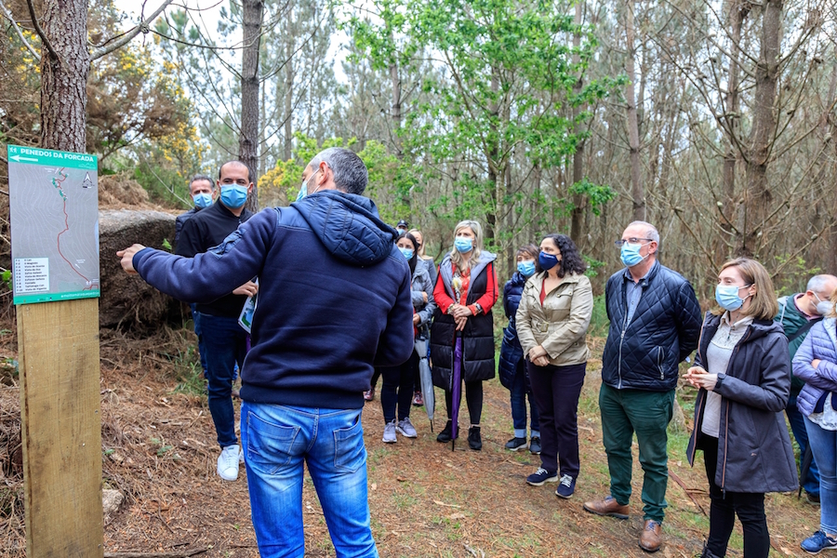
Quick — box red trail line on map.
[53,168,91,285]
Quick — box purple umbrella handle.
[451,332,463,451]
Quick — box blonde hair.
[408,228,432,260]
[712,258,779,320]
[450,220,482,270]
[829,289,837,319]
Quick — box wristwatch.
[474,303,483,315]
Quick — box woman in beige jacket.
[516,234,593,498]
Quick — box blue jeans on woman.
[804,415,837,534]
[241,402,378,558]
[510,358,539,438]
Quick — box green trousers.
[599,383,674,523]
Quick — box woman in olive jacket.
[516,234,593,498]
[684,258,797,558]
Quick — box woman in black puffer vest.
[431,220,498,450]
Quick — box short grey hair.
[627,220,660,243]
[307,147,368,195]
[807,274,837,296]
[190,174,215,191]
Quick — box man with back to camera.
[583,220,702,553]
[118,147,414,558]
[775,273,837,504]
[175,161,258,482]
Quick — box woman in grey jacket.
[684,258,797,558]
[794,292,837,554]
[379,233,437,443]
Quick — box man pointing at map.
[118,147,414,557]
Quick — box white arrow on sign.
[10,154,37,163]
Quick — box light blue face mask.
[715,284,751,311]
[620,242,646,267]
[399,247,414,260]
[517,260,536,277]
[193,192,213,209]
[454,237,473,253]
[220,185,249,209]
[295,169,322,202]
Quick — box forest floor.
[0,323,820,558]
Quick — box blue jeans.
[199,313,248,448]
[241,402,378,558]
[190,304,207,373]
[510,358,539,438]
[804,415,837,534]
[788,395,820,496]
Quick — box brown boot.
[582,495,629,519]
[638,519,662,553]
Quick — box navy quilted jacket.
[794,318,837,417]
[498,272,528,389]
[602,260,701,391]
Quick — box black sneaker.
[468,426,482,450]
[529,436,542,455]
[526,467,558,486]
[505,437,528,451]
[436,420,453,443]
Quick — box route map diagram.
[7,145,100,305]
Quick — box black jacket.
[498,272,527,389]
[430,252,497,386]
[175,207,199,246]
[602,260,701,391]
[686,313,798,493]
[175,201,253,318]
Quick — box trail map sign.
[7,145,99,305]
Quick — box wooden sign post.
[8,145,103,557]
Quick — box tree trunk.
[719,0,748,265]
[389,31,402,157]
[740,0,783,256]
[624,0,644,221]
[240,0,264,213]
[40,0,89,152]
[570,1,585,246]
[485,69,500,244]
[826,61,837,274]
[283,9,293,161]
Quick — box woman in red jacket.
[430,220,498,450]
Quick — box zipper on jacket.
[657,347,665,380]
[618,313,628,389]
[719,327,752,493]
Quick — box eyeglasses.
[614,238,653,247]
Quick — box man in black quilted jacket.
[583,220,701,554]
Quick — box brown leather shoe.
[582,495,629,519]
[638,519,662,553]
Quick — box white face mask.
[814,293,834,316]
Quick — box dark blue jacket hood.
[292,190,398,266]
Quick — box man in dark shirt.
[175,174,216,246]
[175,174,217,377]
[176,161,257,481]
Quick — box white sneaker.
[217,445,241,481]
